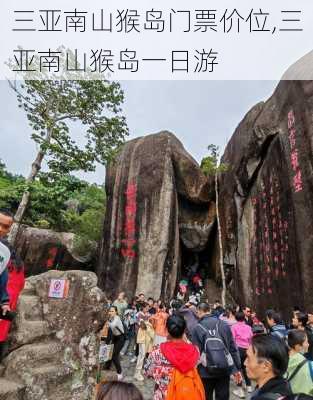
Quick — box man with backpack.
[192,302,242,400]
[244,335,292,400]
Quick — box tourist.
[251,310,262,326]
[96,381,144,400]
[244,335,291,399]
[266,310,288,340]
[211,299,224,318]
[243,306,254,327]
[231,311,254,398]
[220,305,237,327]
[0,209,14,319]
[134,319,154,381]
[144,313,205,400]
[286,330,313,396]
[136,303,151,322]
[0,245,25,362]
[179,299,199,340]
[120,307,137,356]
[192,302,242,400]
[130,303,151,363]
[147,297,156,315]
[102,306,125,381]
[113,292,128,319]
[251,310,266,336]
[292,312,313,361]
[150,303,169,346]
[137,293,146,310]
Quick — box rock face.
[97,132,216,301]
[15,226,95,277]
[219,80,313,317]
[0,270,107,400]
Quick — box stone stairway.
[0,282,72,400]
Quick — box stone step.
[15,320,51,345]
[0,363,5,377]
[4,342,63,376]
[0,378,25,400]
[30,363,70,383]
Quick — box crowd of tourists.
[0,207,312,400]
[100,292,313,400]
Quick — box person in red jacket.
[0,246,25,361]
[144,313,203,400]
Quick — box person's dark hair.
[288,329,307,349]
[147,297,154,302]
[96,381,144,400]
[225,305,236,318]
[197,302,210,313]
[0,208,14,219]
[138,302,148,311]
[251,335,289,377]
[266,309,282,324]
[295,312,308,327]
[166,313,186,339]
[235,311,245,322]
[159,303,164,310]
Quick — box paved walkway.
[116,354,250,400]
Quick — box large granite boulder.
[0,270,107,400]
[97,131,216,301]
[219,80,313,318]
[15,226,96,277]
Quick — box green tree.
[201,145,228,307]
[8,78,128,243]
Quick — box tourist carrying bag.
[198,321,234,376]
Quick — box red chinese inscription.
[121,183,137,259]
[287,109,303,193]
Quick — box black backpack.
[198,320,234,376]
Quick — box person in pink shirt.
[231,311,253,398]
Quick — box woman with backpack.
[144,313,205,400]
[286,330,313,396]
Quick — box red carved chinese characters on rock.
[121,183,137,259]
[287,110,303,193]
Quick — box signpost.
[48,279,70,299]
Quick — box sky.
[0,80,277,184]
